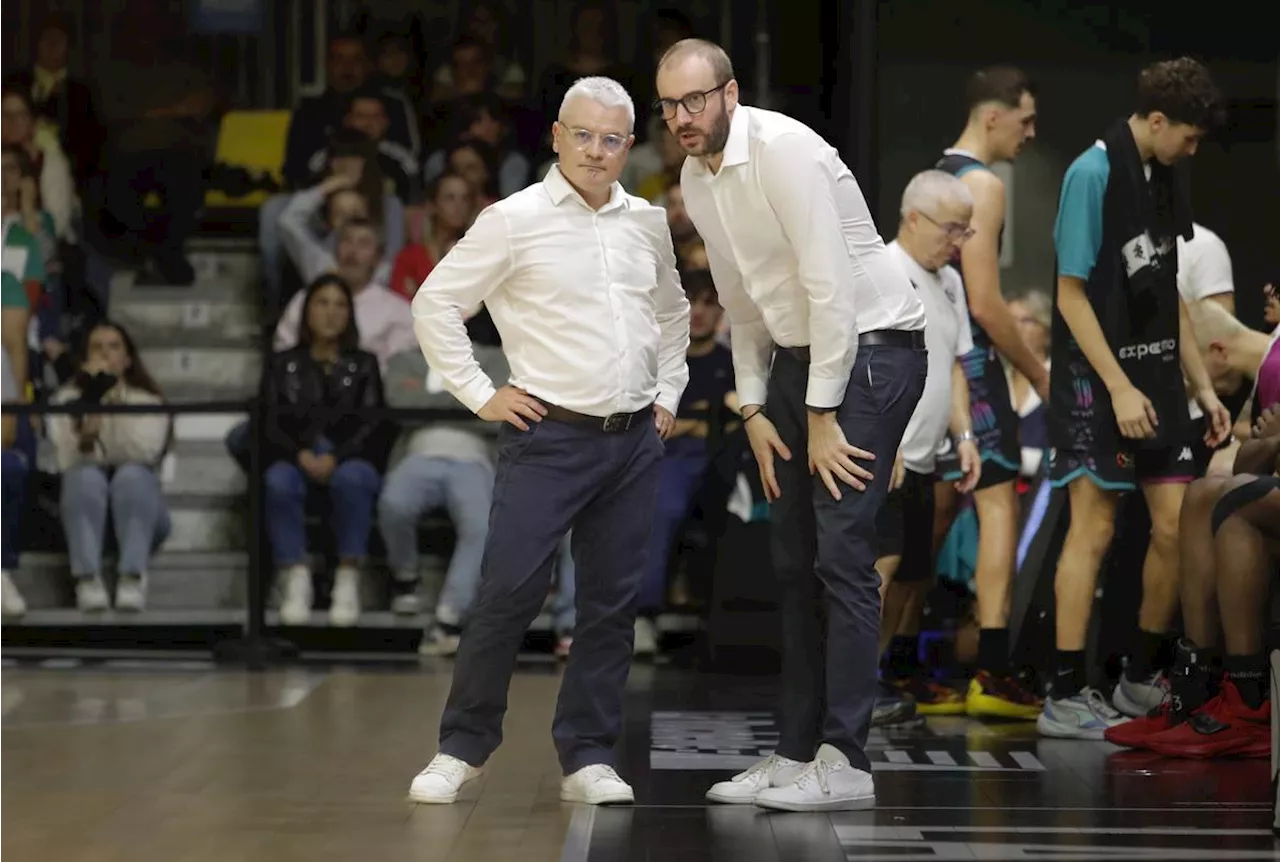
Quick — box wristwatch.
[956,430,976,443]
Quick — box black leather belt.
[537,400,651,433]
[779,329,926,361]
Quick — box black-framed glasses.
[653,82,729,120]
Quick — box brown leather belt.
[537,400,652,433]
[779,328,926,361]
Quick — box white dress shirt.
[680,105,926,409]
[411,165,690,417]
[888,241,973,473]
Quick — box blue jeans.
[640,437,708,614]
[264,458,381,566]
[60,463,171,577]
[0,417,35,571]
[377,455,493,626]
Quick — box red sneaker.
[1145,680,1270,759]
[1105,702,1172,750]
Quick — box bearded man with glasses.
[407,76,690,807]
[657,39,928,811]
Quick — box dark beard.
[702,108,731,156]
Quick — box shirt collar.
[542,164,628,212]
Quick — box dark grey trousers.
[769,343,927,771]
[438,416,663,774]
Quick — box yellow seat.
[203,109,291,209]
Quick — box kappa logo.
[1178,446,1193,462]
[1118,338,1177,360]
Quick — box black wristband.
[743,408,766,423]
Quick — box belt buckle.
[602,412,631,433]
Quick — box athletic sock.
[1052,650,1088,699]
[1124,628,1166,682]
[884,635,920,681]
[976,628,1010,676]
[1224,653,1268,710]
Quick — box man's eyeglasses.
[561,127,630,156]
[653,82,729,121]
[919,211,975,241]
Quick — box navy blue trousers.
[438,415,663,775]
[769,343,927,771]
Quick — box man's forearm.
[972,294,1048,386]
[1234,436,1280,475]
[1057,276,1131,393]
[949,365,972,435]
[1178,297,1214,394]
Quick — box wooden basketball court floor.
[3,654,1279,862]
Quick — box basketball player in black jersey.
[931,67,1045,718]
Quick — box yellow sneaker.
[965,670,1043,720]
[891,677,967,716]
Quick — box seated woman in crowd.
[390,171,476,300]
[262,275,388,626]
[442,140,499,210]
[47,321,171,612]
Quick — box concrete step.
[139,346,262,399]
[112,293,263,348]
[164,440,246,498]
[11,551,247,610]
[166,505,246,552]
[125,248,261,298]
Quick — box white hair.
[559,76,636,133]
[899,169,974,218]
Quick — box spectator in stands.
[372,29,426,112]
[278,169,402,291]
[262,275,388,626]
[441,141,501,208]
[3,13,104,188]
[378,342,508,650]
[274,218,416,370]
[1006,292,1051,478]
[0,147,38,619]
[618,115,667,193]
[538,3,628,136]
[431,9,525,104]
[1,85,76,242]
[391,171,476,299]
[424,94,530,199]
[634,270,736,656]
[47,321,170,612]
[663,180,697,245]
[282,33,419,192]
[678,238,709,273]
[334,87,422,204]
[96,26,216,286]
[263,129,404,309]
[636,127,686,201]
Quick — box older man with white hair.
[406,76,690,806]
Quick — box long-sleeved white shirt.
[411,165,690,418]
[680,105,926,409]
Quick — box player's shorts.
[876,468,936,583]
[937,342,1021,490]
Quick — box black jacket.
[261,347,391,471]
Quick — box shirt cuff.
[655,389,681,417]
[805,375,848,411]
[455,377,498,415]
[736,376,769,411]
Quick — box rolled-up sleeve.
[410,205,512,413]
[757,133,858,409]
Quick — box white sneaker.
[705,753,806,804]
[76,576,109,612]
[633,616,657,656]
[408,753,482,804]
[329,565,361,626]
[391,570,422,615]
[1037,687,1130,739]
[1113,671,1167,718]
[418,624,462,657]
[753,744,876,812]
[560,764,634,805]
[2,570,26,616]
[277,565,312,625]
[114,574,147,611]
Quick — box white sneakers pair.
[408,754,635,806]
[705,745,876,812]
